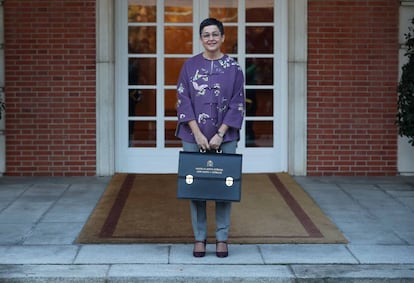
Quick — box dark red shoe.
[216,241,228,258]
[193,240,207,257]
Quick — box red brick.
[307,0,398,176]
[4,0,96,176]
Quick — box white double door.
[115,0,288,173]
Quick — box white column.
[288,0,308,176]
[0,1,5,176]
[96,0,115,176]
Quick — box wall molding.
[96,0,115,176]
[288,0,308,176]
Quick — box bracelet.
[217,131,225,138]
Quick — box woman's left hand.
[209,134,223,150]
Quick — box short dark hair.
[199,18,224,36]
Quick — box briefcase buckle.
[185,174,194,184]
[225,177,234,187]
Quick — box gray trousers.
[182,141,237,241]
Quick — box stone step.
[1,264,414,283]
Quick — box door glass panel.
[246,121,273,148]
[252,90,273,116]
[129,89,156,117]
[246,58,257,85]
[165,26,192,54]
[165,58,186,85]
[221,26,237,54]
[244,1,276,150]
[246,1,273,23]
[129,121,156,147]
[165,0,192,22]
[210,0,238,22]
[246,59,274,111]
[129,58,156,85]
[129,27,156,54]
[129,59,139,85]
[128,2,158,149]
[164,89,177,117]
[246,26,273,54]
[165,121,181,148]
[128,0,156,22]
[248,58,273,85]
[163,0,193,149]
[246,89,274,117]
[208,0,238,63]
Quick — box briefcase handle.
[200,148,222,154]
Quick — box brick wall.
[3,1,400,176]
[307,0,399,176]
[4,0,96,176]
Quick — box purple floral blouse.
[176,53,245,143]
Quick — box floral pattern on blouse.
[175,53,245,143]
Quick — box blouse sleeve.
[176,62,196,123]
[222,66,245,129]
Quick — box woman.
[176,18,245,258]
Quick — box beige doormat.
[77,173,347,244]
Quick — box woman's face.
[200,25,225,54]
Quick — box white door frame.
[95,0,308,176]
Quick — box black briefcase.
[177,150,242,202]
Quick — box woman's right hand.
[188,120,210,150]
[194,132,210,151]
